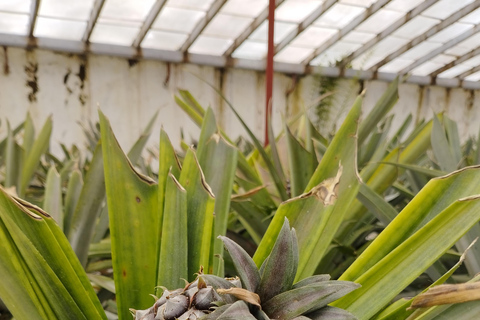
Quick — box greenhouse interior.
[2,0,480,319]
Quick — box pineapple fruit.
[132,219,359,319]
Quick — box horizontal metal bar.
[369,0,480,72]
[1,33,478,89]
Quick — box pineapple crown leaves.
[217,218,361,319]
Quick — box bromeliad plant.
[132,219,359,320]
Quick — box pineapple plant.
[132,219,360,320]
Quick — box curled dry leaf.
[217,288,261,308]
[410,282,480,309]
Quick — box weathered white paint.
[0,47,479,158]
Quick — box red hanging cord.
[265,0,275,146]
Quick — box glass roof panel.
[275,45,315,64]
[313,3,365,29]
[460,7,480,24]
[342,31,376,44]
[450,33,480,52]
[142,30,189,51]
[167,0,215,11]
[203,14,253,39]
[38,0,94,20]
[340,0,377,8]
[400,41,442,60]
[249,21,297,44]
[378,58,415,73]
[90,24,140,46]
[356,9,404,34]
[431,54,456,64]
[221,0,268,18]
[34,17,86,40]
[464,70,480,81]
[422,0,474,20]
[351,36,410,69]
[410,61,444,76]
[428,23,474,44]
[437,63,473,78]
[310,41,362,66]
[462,54,480,67]
[100,0,156,22]
[232,40,267,60]
[0,0,32,13]
[392,16,439,39]
[0,12,29,35]
[444,45,472,57]
[290,26,338,48]
[152,7,205,34]
[188,36,232,55]
[385,0,425,12]
[275,0,323,23]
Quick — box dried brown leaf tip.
[312,162,343,206]
[410,282,480,309]
[217,287,261,308]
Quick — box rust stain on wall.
[77,57,88,105]
[2,46,9,75]
[25,57,39,102]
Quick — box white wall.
[0,47,479,157]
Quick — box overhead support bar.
[429,46,480,77]
[133,0,167,47]
[180,0,227,52]
[274,0,337,54]
[28,0,41,37]
[82,0,105,42]
[223,0,285,57]
[342,0,439,69]
[399,24,480,75]
[301,0,392,66]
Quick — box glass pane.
[34,17,86,40]
[167,0,215,11]
[464,70,480,81]
[142,30,188,51]
[0,0,31,13]
[437,64,472,78]
[351,36,410,69]
[188,36,232,55]
[275,45,315,64]
[314,3,365,29]
[222,0,267,18]
[100,0,156,22]
[90,24,140,46]
[249,21,297,44]
[392,16,439,39]
[378,58,415,73]
[428,23,473,44]
[342,31,376,44]
[356,9,404,34]
[38,0,94,20]
[276,0,323,23]
[340,0,377,7]
[460,7,480,24]
[291,26,338,48]
[400,41,442,60]
[232,40,267,59]
[432,54,456,64]
[0,12,29,35]
[410,61,444,76]
[203,14,253,39]
[444,45,472,56]
[385,0,425,12]
[462,55,480,67]
[422,0,474,20]
[153,7,205,34]
[310,41,362,66]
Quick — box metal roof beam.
[28,0,40,37]
[223,0,285,57]
[180,0,227,52]
[429,46,480,77]
[301,0,391,66]
[82,0,105,42]
[399,24,480,75]
[274,0,337,54]
[369,1,480,72]
[133,0,167,47]
[458,64,480,79]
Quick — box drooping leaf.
[43,166,63,231]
